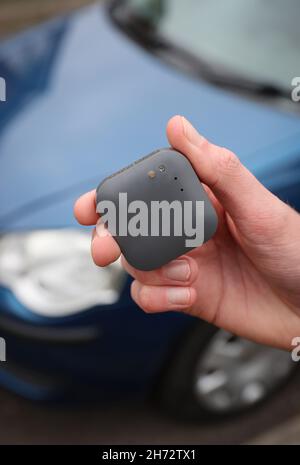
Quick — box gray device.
[96,148,218,271]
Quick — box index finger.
[74,189,99,225]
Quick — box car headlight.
[0,229,126,317]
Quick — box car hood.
[0,2,299,231]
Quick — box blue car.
[0,0,299,419]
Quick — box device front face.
[96,149,218,271]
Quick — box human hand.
[74,116,300,350]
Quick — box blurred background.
[0,0,93,38]
[0,0,300,444]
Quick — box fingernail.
[181,115,195,142]
[167,287,191,305]
[95,218,111,238]
[181,116,189,138]
[164,260,190,282]
[181,116,204,145]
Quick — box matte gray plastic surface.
[96,148,218,271]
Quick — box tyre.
[157,321,296,420]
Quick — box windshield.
[114,0,300,96]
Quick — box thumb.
[166,115,285,228]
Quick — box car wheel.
[157,321,296,420]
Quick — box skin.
[74,115,300,351]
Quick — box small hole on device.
[174,176,178,180]
[180,188,184,192]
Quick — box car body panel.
[0,3,299,231]
[0,2,299,401]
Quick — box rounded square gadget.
[96,148,218,271]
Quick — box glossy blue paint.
[0,282,192,400]
[0,2,299,400]
[0,3,299,230]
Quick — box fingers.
[91,231,121,267]
[122,255,198,286]
[74,191,121,266]
[131,280,197,313]
[90,220,120,266]
[74,190,99,225]
[124,255,198,313]
[166,115,284,226]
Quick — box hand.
[74,116,300,350]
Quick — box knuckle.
[218,148,241,175]
[247,200,291,242]
[198,136,210,151]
